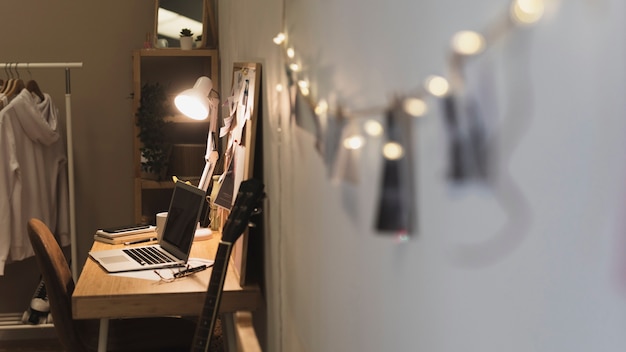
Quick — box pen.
[174,264,208,278]
[124,237,157,246]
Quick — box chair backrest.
[27,218,87,352]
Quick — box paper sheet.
[110,258,214,281]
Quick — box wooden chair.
[27,218,196,352]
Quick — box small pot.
[180,36,193,50]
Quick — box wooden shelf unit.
[132,48,219,224]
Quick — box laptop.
[89,181,206,273]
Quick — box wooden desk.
[72,234,261,351]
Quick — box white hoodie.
[0,89,70,275]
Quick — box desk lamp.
[174,76,219,239]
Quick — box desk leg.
[221,313,237,351]
[221,312,262,352]
[98,318,109,352]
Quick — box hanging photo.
[374,101,416,235]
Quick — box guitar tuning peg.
[251,206,263,216]
[248,221,257,228]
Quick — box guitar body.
[191,178,264,352]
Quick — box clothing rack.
[0,62,83,281]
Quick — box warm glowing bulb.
[451,30,485,55]
[343,135,364,150]
[287,47,295,58]
[276,84,283,92]
[383,142,404,160]
[315,100,328,115]
[273,32,286,45]
[364,120,383,137]
[300,86,310,96]
[289,63,300,72]
[175,95,209,120]
[511,0,544,24]
[403,98,427,117]
[425,75,450,97]
[298,80,309,89]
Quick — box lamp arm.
[198,97,220,192]
[199,149,218,192]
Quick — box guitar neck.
[191,177,265,351]
[191,241,233,352]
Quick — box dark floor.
[0,338,64,352]
[0,320,224,352]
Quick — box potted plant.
[179,28,193,50]
[136,82,171,180]
[195,35,202,48]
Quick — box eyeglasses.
[154,264,210,283]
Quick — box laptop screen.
[159,181,206,260]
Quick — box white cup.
[156,38,169,48]
[156,212,168,240]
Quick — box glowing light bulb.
[364,119,383,137]
[289,63,300,72]
[287,47,295,58]
[511,0,544,24]
[276,84,283,92]
[451,30,486,55]
[273,32,286,45]
[343,135,364,150]
[383,142,404,160]
[403,98,427,117]
[297,80,309,89]
[315,100,328,115]
[425,75,450,97]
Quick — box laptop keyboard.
[122,246,175,266]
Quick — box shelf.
[137,48,219,57]
[132,48,218,223]
[165,114,209,123]
[137,178,175,189]
[0,313,54,331]
[136,177,201,189]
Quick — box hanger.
[1,63,14,94]
[6,63,25,100]
[25,63,44,101]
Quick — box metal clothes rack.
[0,62,83,281]
[0,61,82,333]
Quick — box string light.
[451,30,486,55]
[511,0,545,24]
[298,80,310,96]
[273,0,550,182]
[343,135,364,150]
[382,142,404,160]
[271,0,553,239]
[403,97,428,117]
[315,99,328,115]
[275,0,548,122]
[364,119,383,137]
[273,32,286,45]
[425,75,450,97]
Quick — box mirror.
[154,0,217,49]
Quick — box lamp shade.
[174,76,213,120]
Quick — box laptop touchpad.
[100,255,130,264]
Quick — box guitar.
[191,178,265,352]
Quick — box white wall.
[220,0,626,351]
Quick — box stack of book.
[93,225,158,245]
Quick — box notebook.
[89,181,206,273]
